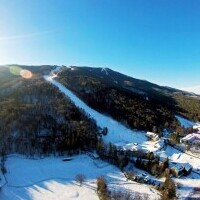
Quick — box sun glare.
[9,66,22,76]
[9,66,33,79]
[20,69,33,79]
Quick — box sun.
[20,69,33,79]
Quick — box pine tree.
[162,176,176,200]
[97,176,108,200]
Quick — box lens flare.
[9,66,22,76]
[20,69,33,79]
[9,66,33,79]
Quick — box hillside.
[0,65,99,154]
[56,66,200,132]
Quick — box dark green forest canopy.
[0,65,98,153]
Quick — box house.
[90,152,100,159]
[183,163,193,175]
[193,124,200,131]
[144,176,150,183]
[191,146,200,154]
[180,133,200,145]
[145,132,159,141]
[171,163,184,177]
[87,152,99,159]
[170,163,193,177]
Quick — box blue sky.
[0,0,200,91]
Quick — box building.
[180,133,200,145]
[171,163,184,177]
[145,132,159,141]
[193,124,200,131]
[170,163,193,177]
[183,163,193,175]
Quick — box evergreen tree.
[162,176,176,200]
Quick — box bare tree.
[75,174,86,186]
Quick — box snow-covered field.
[0,154,160,200]
[44,75,161,152]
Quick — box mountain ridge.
[65,66,200,97]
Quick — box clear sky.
[0,0,200,92]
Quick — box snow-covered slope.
[45,76,134,144]
[44,75,162,152]
[1,155,160,200]
[175,115,196,128]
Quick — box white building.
[145,132,159,141]
[180,133,200,145]
[193,123,200,132]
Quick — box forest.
[0,66,99,156]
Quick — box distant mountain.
[61,66,198,97]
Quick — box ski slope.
[44,75,160,152]
[175,115,196,128]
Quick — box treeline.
[135,157,169,177]
[96,140,129,170]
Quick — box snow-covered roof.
[87,152,99,159]
[183,163,193,171]
[146,132,156,137]
[145,132,159,140]
[171,153,181,161]
[170,161,193,173]
[192,139,200,144]
[171,163,184,172]
[181,133,200,142]
[193,123,200,129]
